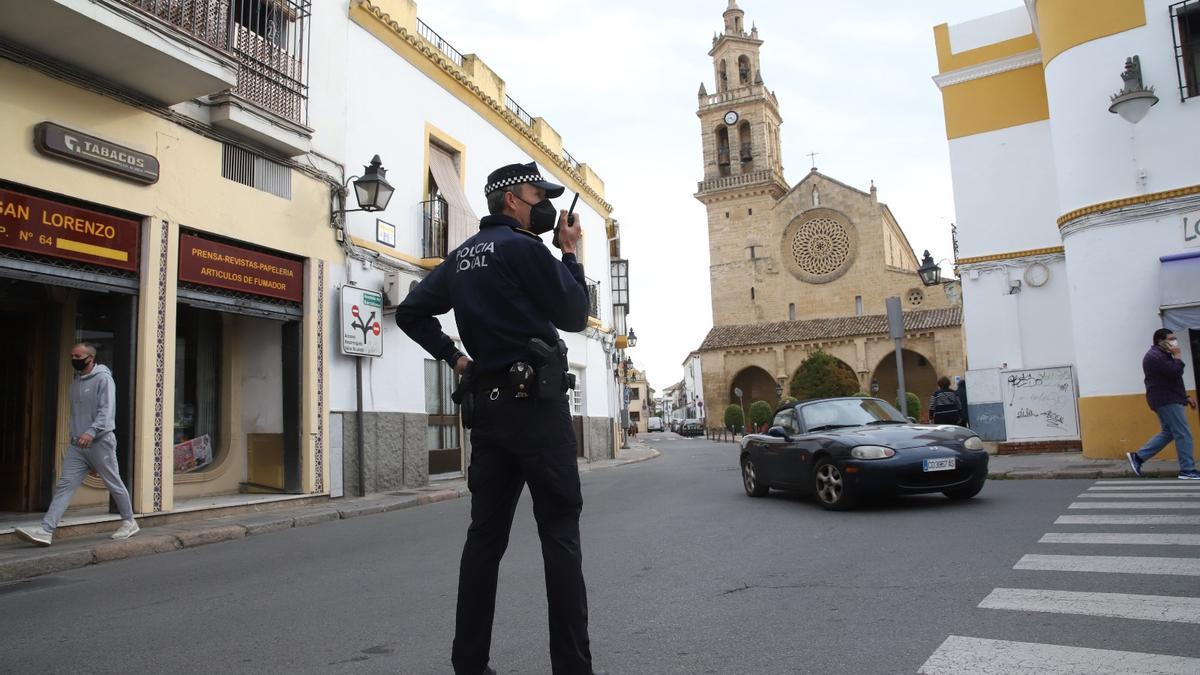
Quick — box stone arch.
[737,54,751,84]
[790,354,859,398]
[715,125,731,177]
[870,348,939,416]
[729,365,779,410]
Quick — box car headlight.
[850,445,896,460]
[963,436,985,451]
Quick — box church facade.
[695,1,966,418]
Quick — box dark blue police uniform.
[395,164,595,675]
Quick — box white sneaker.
[111,520,140,540]
[15,526,53,547]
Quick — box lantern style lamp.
[352,155,395,212]
[917,250,942,287]
[628,328,638,348]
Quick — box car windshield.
[800,398,907,431]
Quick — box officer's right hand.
[454,355,473,377]
[557,210,583,255]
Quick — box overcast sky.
[418,0,1020,392]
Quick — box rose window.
[907,288,925,306]
[791,217,851,277]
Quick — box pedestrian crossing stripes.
[917,479,1200,671]
[1092,480,1200,486]
[979,588,1200,624]
[1015,553,1200,576]
[1040,532,1200,546]
[919,636,1200,674]
[1077,492,1200,498]
[1087,484,1200,491]
[1069,501,1200,509]
[1056,514,1200,525]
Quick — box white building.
[933,1,1200,457]
[310,0,626,494]
[681,351,706,423]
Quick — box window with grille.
[1173,1,1200,100]
[570,368,584,415]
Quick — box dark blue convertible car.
[739,397,988,510]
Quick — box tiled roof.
[699,306,962,351]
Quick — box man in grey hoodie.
[15,343,138,546]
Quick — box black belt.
[471,370,514,392]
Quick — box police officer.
[395,162,601,675]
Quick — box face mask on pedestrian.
[511,192,557,235]
[70,355,91,371]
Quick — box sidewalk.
[987,451,1185,480]
[0,444,659,584]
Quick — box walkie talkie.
[553,192,579,250]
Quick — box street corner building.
[0,0,336,527]
[316,0,628,496]
[692,1,967,417]
[932,0,1200,457]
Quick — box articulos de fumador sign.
[178,233,304,303]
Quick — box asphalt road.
[2,434,1199,674]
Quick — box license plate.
[923,458,956,472]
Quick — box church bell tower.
[696,1,788,326]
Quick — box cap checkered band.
[485,174,542,195]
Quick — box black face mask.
[514,194,557,235]
[70,357,90,372]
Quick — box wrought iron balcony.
[586,277,600,319]
[421,199,449,260]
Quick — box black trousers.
[451,391,592,675]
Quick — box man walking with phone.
[1127,328,1199,480]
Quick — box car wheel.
[813,459,856,511]
[741,455,769,498]
[943,479,985,501]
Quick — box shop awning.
[428,146,479,251]
[0,253,138,294]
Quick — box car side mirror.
[767,425,790,441]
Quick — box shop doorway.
[0,282,58,513]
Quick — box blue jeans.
[1135,404,1195,472]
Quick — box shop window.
[174,306,222,473]
[425,359,461,474]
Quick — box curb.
[987,466,1181,480]
[0,451,660,585]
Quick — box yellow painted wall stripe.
[940,65,1050,139]
[1079,392,1199,460]
[1058,184,1200,228]
[957,246,1064,265]
[1037,0,1147,66]
[55,237,128,262]
[933,22,1041,74]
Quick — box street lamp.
[917,250,942,287]
[1108,55,1158,124]
[350,155,395,212]
[628,328,638,348]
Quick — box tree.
[749,400,773,431]
[724,404,744,433]
[789,350,860,401]
[904,391,921,420]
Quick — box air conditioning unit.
[383,271,404,308]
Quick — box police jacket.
[395,214,590,375]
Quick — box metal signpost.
[341,285,384,495]
[885,296,908,419]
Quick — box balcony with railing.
[505,95,534,127]
[421,199,449,260]
[0,0,240,104]
[586,277,600,319]
[416,17,464,68]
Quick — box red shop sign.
[0,187,140,272]
[178,233,304,303]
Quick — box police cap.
[484,161,564,199]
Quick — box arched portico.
[870,348,939,416]
[729,365,779,409]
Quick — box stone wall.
[340,411,429,497]
[585,416,616,461]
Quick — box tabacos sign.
[34,122,160,185]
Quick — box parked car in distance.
[680,419,704,437]
[739,397,988,510]
[647,417,664,432]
